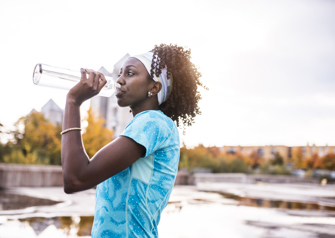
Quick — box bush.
[260,162,291,175]
[212,157,249,173]
[304,169,313,178]
[230,158,249,173]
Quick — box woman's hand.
[67,68,107,106]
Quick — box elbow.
[63,177,82,194]
[63,181,76,194]
[64,184,75,194]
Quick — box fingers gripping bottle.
[33,63,121,97]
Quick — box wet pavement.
[0,184,335,237]
[197,182,335,216]
[0,191,60,211]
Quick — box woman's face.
[116,57,153,108]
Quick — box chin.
[116,99,129,107]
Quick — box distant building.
[222,144,335,161]
[106,93,133,137]
[90,87,132,138]
[90,55,132,137]
[41,99,63,126]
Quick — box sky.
[0,0,335,148]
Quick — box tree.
[82,107,114,158]
[178,144,218,172]
[249,151,262,170]
[292,147,304,168]
[4,112,62,165]
[229,157,249,173]
[271,152,284,166]
[320,153,335,171]
[0,123,4,162]
[304,153,321,170]
[179,145,190,170]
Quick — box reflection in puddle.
[217,192,335,212]
[163,201,183,213]
[17,216,94,237]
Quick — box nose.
[116,75,124,85]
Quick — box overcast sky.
[1,0,335,147]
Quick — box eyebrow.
[125,65,138,69]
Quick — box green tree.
[82,107,114,158]
[271,152,284,166]
[249,151,262,170]
[229,157,249,173]
[0,122,9,162]
[260,162,291,175]
[179,146,190,170]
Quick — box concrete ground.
[197,182,335,215]
[1,184,335,237]
[0,187,96,218]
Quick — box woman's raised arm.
[61,69,145,194]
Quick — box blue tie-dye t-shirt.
[91,110,180,238]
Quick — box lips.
[115,88,126,98]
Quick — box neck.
[131,97,159,117]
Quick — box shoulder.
[133,110,171,123]
[121,110,179,157]
[126,110,176,133]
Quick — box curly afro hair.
[149,44,207,130]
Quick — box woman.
[61,44,206,237]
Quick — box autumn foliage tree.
[320,153,335,171]
[292,147,304,169]
[179,145,249,173]
[179,144,216,171]
[82,107,114,158]
[3,112,62,165]
[304,153,321,169]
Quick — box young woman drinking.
[61,44,206,237]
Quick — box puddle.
[0,190,60,210]
[1,187,335,237]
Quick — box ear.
[149,81,162,96]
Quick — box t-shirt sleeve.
[120,112,171,157]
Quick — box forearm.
[61,96,90,193]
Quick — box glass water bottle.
[33,63,121,97]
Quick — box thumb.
[80,68,87,79]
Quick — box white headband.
[131,51,173,105]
